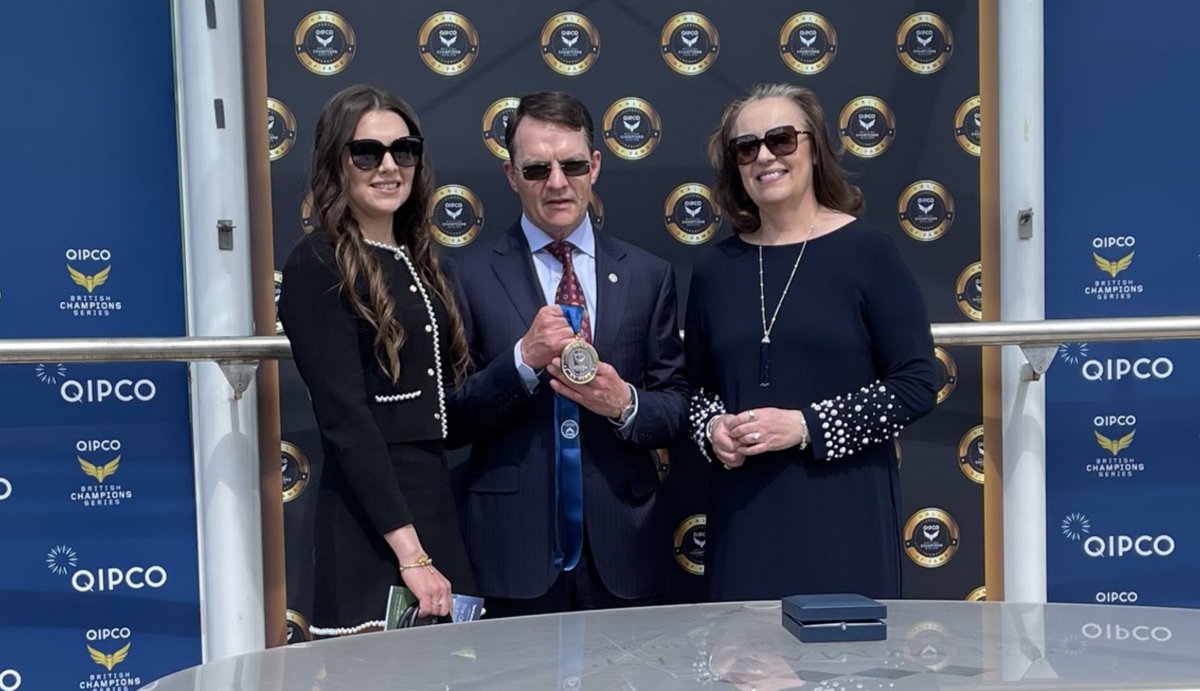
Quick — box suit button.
[424,324,432,333]
[427,368,435,377]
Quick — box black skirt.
[312,439,476,633]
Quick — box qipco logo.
[1093,236,1136,249]
[1094,415,1136,427]
[1095,590,1138,604]
[86,627,132,642]
[0,476,11,502]
[73,565,168,592]
[1081,357,1173,381]
[78,439,122,453]
[65,249,113,262]
[1082,622,1172,642]
[0,669,19,691]
[1083,534,1175,558]
[61,378,157,403]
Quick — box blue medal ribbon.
[553,304,586,571]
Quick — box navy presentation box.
[781,593,887,643]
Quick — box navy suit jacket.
[445,221,688,600]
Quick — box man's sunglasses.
[346,136,424,170]
[728,125,812,165]
[519,159,592,181]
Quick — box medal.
[561,337,600,385]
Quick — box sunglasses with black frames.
[727,125,812,166]
[346,136,424,170]
[519,159,592,181]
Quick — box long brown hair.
[709,83,864,234]
[309,84,469,384]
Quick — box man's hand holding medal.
[520,304,632,419]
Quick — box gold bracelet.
[398,553,433,572]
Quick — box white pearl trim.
[688,388,727,464]
[363,238,449,439]
[375,390,422,403]
[310,619,386,637]
[809,380,907,461]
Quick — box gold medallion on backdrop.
[779,12,837,75]
[957,424,985,484]
[660,13,719,75]
[267,98,297,161]
[904,508,960,568]
[955,95,982,156]
[838,97,896,158]
[561,338,600,385]
[300,192,317,235]
[896,12,953,74]
[664,183,720,245]
[285,609,312,643]
[588,190,605,231]
[898,180,954,242]
[602,98,662,160]
[428,185,484,247]
[956,262,983,321]
[934,348,957,404]
[274,271,285,335]
[418,12,479,76]
[673,514,707,576]
[281,441,310,503]
[965,586,987,602]
[652,448,670,483]
[904,621,955,672]
[294,11,356,75]
[541,13,600,76]
[481,97,520,160]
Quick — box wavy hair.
[309,84,469,384]
[708,83,863,234]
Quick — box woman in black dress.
[279,85,475,635]
[687,84,939,601]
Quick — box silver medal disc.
[561,339,600,385]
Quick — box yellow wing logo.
[79,455,121,483]
[67,264,112,293]
[88,642,131,671]
[1092,251,1134,278]
[1094,429,1135,456]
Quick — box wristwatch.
[611,384,637,426]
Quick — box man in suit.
[446,91,688,616]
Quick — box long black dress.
[686,220,938,601]
[280,233,476,636]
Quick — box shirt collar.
[521,213,595,258]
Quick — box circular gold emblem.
[898,180,954,242]
[428,185,484,247]
[673,514,706,576]
[281,441,310,503]
[481,97,520,160]
[300,192,317,235]
[965,585,987,602]
[956,262,983,321]
[896,13,953,74]
[294,12,356,76]
[561,338,600,385]
[267,98,297,161]
[588,190,605,231]
[779,12,837,75]
[838,97,896,158]
[664,183,721,245]
[661,13,719,75]
[904,621,954,671]
[541,13,600,76]
[934,347,957,404]
[957,424,984,484]
[904,508,960,568]
[285,609,312,643]
[274,270,284,335]
[418,12,479,76]
[602,98,662,161]
[955,95,981,156]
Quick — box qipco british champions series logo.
[958,425,984,484]
[62,248,122,318]
[1089,414,1144,479]
[955,96,981,156]
[300,192,317,235]
[294,11,356,76]
[956,262,983,321]
[267,98,297,161]
[418,12,479,76]
[839,97,896,158]
[428,185,484,247]
[935,348,957,404]
[281,441,311,503]
[661,13,719,75]
[673,514,706,576]
[1088,234,1144,301]
[541,13,600,76]
[664,184,721,245]
[779,12,837,75]
[481,97,520,161]
[73,437,133,508]
[896,12,953,74]
[905,508,960,568]
[898,180,955,242]
[286,610,312,643]
[603,98,662,161]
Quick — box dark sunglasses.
[346,136,424,170]
[728,125,812,165]
[520,159,591,181]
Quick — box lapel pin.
[608,273,618,283]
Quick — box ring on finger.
[747,409,757,422]
[750,432,761,443]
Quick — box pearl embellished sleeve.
[806,382,912,461]
[688,388,727,464]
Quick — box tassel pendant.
[759,336,771,387]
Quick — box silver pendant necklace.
[758,224,813,387]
